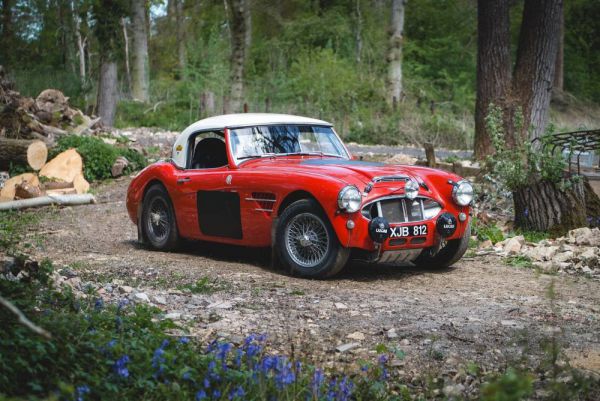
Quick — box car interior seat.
[192,137,228,169]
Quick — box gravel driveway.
[29,178,600,385]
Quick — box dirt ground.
[28,178,600,386]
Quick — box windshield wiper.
[236,153,277,160]
[284,151,345,158]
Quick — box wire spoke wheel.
[146,197,170,243]
[284,213,330,268]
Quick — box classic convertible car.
[126,113,473,278]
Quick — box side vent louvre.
[247,192,276,213]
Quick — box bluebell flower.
[311,369,324,396]
[295,361,302,374]
[229,386,245,400]
[378,354,389,380]
[107,339,117,348]
[161,339,170,348]
[338,376,353,401]
[75,385,90,401]
[179,336,190,344]
[217,343,232,361]
[257,333,267,342]
[360,364,369,372]
[195,390,207,400]
[114,355,130,378]
[234,349,243,367]
[203,376,210,389]
[94,298,104,311]
[212,389,221,398]
[243,334,256,346]
[182,371,191,380]
[326,378,337,401]
[246,343,261,359]
[117,298,129,311]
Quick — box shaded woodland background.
[0,0,598,149]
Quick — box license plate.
[389,224,427,238]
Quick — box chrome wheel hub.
[285,213,329,268]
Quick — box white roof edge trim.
[171,113,334,169]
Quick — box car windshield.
[229,125,348,164]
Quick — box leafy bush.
[485,104,570,192]
[51,136,147,182]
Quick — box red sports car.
[126,113,473,278]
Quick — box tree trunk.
[512,0,562,143]
[553,3,564,91]
[513,180,586,233]
[386,0,406,107]
[97,60,118,126]
[131,0,149,101]
[355,0,362,63]
[474,0,511,159]
[121,17,132,96]
[175,0,186,76]
[226,0,251,113]
[1,0,13,61]
[72,0,87,85]
[0,138,48,171]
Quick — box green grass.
[0,211,41,254]
[176,276,226,294]
[505,255,534,269]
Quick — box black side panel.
[197,191,243,239]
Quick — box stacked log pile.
[0,148,92,208]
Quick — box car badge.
[175,144,183,151]
[226,175,232,185]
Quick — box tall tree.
[473,0,511,158]
[130,0,149,101]
[512,0,562,142]
[225,0,251,113]
[386,0,406,107]
[553,1,564,91]
[474,0,562,158]
[93,0,127,126]
[175,0,186,75]
[1,0,13,62]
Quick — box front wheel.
[141,184,180,251]
[413,223,471,269]
[276,199,349,278]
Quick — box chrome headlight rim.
[404,179,419,200]
[452,180,474,206]
[337,185,362,213]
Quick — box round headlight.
[338,186,362,213]
[452,180,474,206]
[404,180,419,200]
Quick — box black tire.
[141,184,180,251]
[276,199,349,278]
[413,222,471,269]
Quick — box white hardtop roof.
[183,113,332,132]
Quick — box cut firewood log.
[0,138,48,171]
[15,182,42,199]
[111,156,129,177]
[0,173,40,200]
[0,193,96,211]
[73,173,90,194]
[45,188,77,196]
[39,148,83,183]
[42,181,74,190]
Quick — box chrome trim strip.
[245,197,276,202]
[372,175,411,183]
[255,208,274,212]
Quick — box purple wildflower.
[114,355,130,378]
[195,390,207,400]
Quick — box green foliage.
[505,255,534,270]
[480,368,533,401]
[473,217,505,244]
[51,135,146,182]
[0,211,41,254]
[176,277,226,295]
[485,104,570,192]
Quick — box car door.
[173,166,245,241]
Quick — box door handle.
[177,177,191,184]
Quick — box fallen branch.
[0,194,96,210]
[0,295,52,339]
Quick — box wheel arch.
[277,190,318,217]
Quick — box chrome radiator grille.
[361,197,441,223]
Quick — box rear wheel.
[276,199,349,278]
[141,184,179,251]
[413,223,471,269]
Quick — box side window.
[188,131,228,169]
